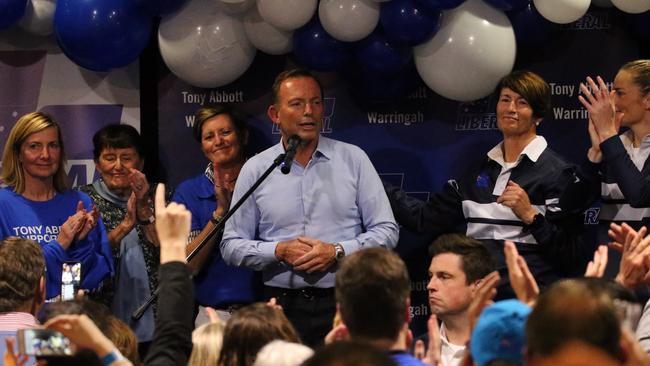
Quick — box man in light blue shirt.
[221,68,399,346]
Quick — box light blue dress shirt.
[221,136,399,289]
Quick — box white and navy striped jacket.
[385,136,585,295]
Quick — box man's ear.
[267,104,280,126]
[335,303,344,326]
[405,297,412,323]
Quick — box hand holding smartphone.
[16,329,73,357]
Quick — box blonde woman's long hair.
[1,111,68,193]
[188,322,225,366]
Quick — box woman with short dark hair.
[386,70,585,297]
[172,105,256,323]
[79,123,160,348]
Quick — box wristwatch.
[525,212,545,231]
[333,243,345,261]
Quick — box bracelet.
[210,211,223,224]
[101,349,124,366]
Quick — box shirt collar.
[439,322,466,350]
[0,312,39,331]
[621,130,650,148]
[274,135,332,162]
[198,163,217,199]
[486,135,547,166]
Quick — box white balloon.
[414,0,515,102]
[244,6,293,55]
[533,0,590,24]
[159,0,256,88]
[218,0,255,14]
[318,0,379,42]
[19,0,56,36]
[591,0,613,7]
[257,0,317,31]
[611,0,650,13]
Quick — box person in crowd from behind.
[172,105,257,324]
[302,341,397,366]
[333,247,426,366]
[0,111,113,301]
[578,60,650,275]
[526,278,650,366]
[39,298,142,366]
[252,340,314,366]
[188,321,225,366]
[143,184,195,366]
[469,299,531,366]
[3,184,195,366]
[108,316,142,366]
[218,302,302,366]
[385,70,585,297]
[221,68,399,346]
[78,124,160,347]
[427,234,497,366]
[0,237,45,361]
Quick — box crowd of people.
[1,61,650,365]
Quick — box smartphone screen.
[61,262,81,301]
[17,329,73,356]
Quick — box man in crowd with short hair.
[221,68,399,346]
[525,278,648,366]
[335,247,426,366]
[0,237,46,357]
[427,233,495,366]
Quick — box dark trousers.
[264,286,336,348]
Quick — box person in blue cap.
[470,299,531,366]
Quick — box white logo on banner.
[563,11,611,30]
[65,159,96,187]
[406,86,428,99]
[585,207,600,225]
[367,110,424,126]
[181,90,244,105]
[551,80,613,121]
[272,97,335,135]
[456,97,498,131]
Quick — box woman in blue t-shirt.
[0,111,113,300]
[172,105,257,322]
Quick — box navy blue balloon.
[292,17,351,72]
[508,1,553,46]
[55,0,152,72]
[346,62,421,104]
[0,0,27,30]
[380,0,442,46]
[355,29,412,74]
[483,0,527,11]
[135,0,188,16]
[416,0,464,11]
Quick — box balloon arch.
[1,0,650,102]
